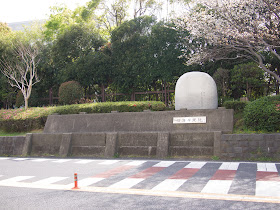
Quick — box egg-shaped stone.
[175,72,218,110]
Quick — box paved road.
[0,157,279,209]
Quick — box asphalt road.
[0,157,279,210]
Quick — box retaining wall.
[44,109,234,133]
[1,133,280,159]
[221,134,280,159]
[1,110,279,159]
[0,136,25,156]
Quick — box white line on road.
[219,162,239,170]
[265,163,278,172]
[33,177,69,185]
[257,163,278,172]
[13,158,29,161]
[125,161,146,166]
[99,160,119,165]
[152,161,176,167]
[185,162,206,169]
[31,159,50,162]
[256,181,280,197]
[257,163,267,171]
[74,160,96,164]
[52,159,72,163]
[109,178,144,189]
[0,176,35,183]
[152,179,186,191]
[201,180,233,194]
[66,178,105,188]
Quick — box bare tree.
[0,41,40,109]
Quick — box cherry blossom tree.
[176,0,280,82]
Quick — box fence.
[46,83,175,107]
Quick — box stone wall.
[221,134,280,159]
[0,136,25,156]
[44,109,234,134]
[1,133,280,159]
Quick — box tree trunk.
[24,97,28,110]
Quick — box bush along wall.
[0,101,166,132]
[244,95,280,132]
[223,101,248,112]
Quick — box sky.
[0,0,89,23]
[0,0,187,24]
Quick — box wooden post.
[131,90,135,101]
[49,88,53,105]
[164,82,167,106]
[101,84,105,102]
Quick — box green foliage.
[223,101,248,112]
[0,101,165,132]
[230,62,266,100]
[111,16,157,93]
[58,81,84,105]
[0,118,47,133]
[54,101,165,115]
[244,95,280,132]
[111,16,188,93]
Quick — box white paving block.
[152,179,186,191]
[125,161,146,166]
[31,159,49,162]
[13,158,29,161]
[257,163,267,172]
[74,160,96,164]
[265,163,278,172]
[256,181,280,197]
[152,161,175,168]
[33,177,69,185]
[52,159,72,163]
[219,162,239,170]
[185,162,206,169]
[109,178,144,189]
[201,180,233,194]
[99,160,119,165]
[257,163,278,172]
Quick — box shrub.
[223,101,248,112]
[0,117,47,133]
[244,95,280,132]
[0,101,166,132]
[58,81,84,105]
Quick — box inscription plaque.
[173,116,206,124]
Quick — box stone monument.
[175,71,218,110]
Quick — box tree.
[0,41,40,109]
[213,68,231,98]
[51,24,106,93]
[149,21,189,83]
[177,0,280,83]
[94,0,130,37]
[133,0,162,18]
[111,16,157,94]
[230,62,266,100]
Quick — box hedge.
[243,95,280,132]
[223,101,248,112]
[0,101,165,132]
